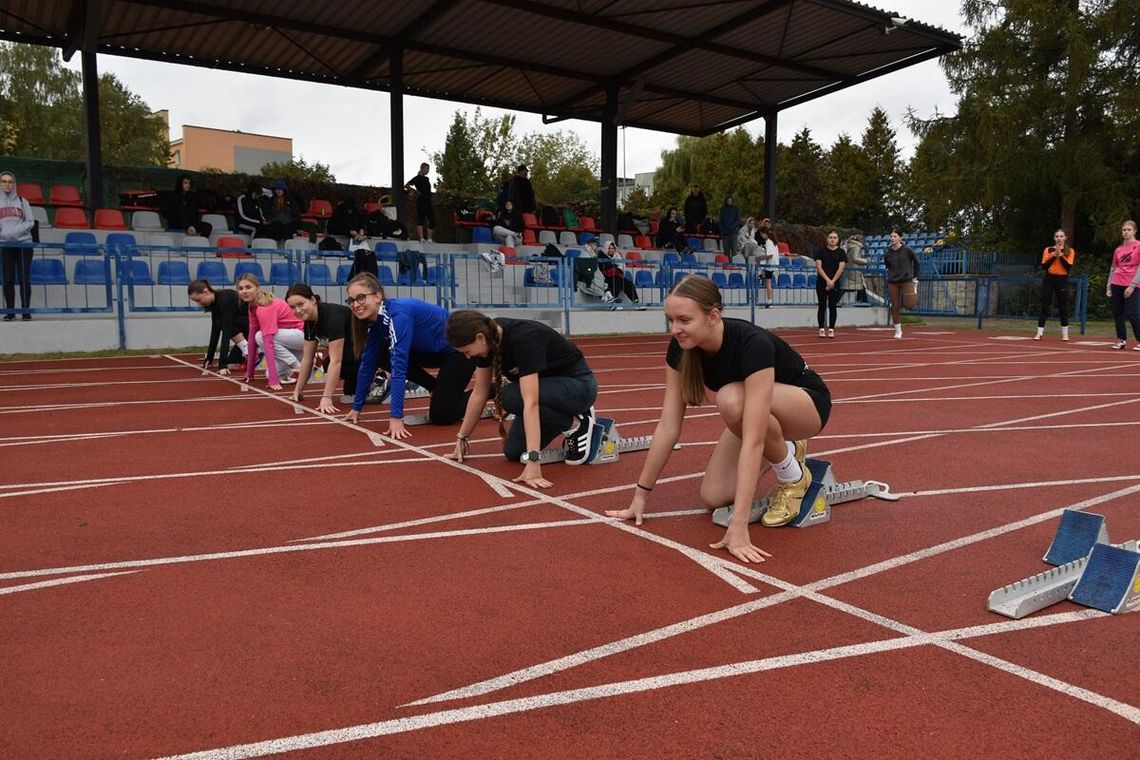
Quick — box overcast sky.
[71,1,966,187]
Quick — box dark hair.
[668,275,723,406]
[285,283,319,302]
[346,273,385,359]
[446,310,508,436]
[187,278,214,296]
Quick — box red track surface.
[2,329,1139,758]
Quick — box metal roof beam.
[62,0,101,62]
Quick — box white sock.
[1061,326,1069,338]
[1035,327,1044,337]
[236,339,249,357]
[772,441,803,483]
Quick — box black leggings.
[2,247,33,311]
[605,272,639,302]
[1038,275,1069,327]
[499,370,598,461]
[404,350,477,424]
[1109,284,1140,341]
[816,283,840,328]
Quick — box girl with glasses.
[342,273,475,438]
[605,275,831,563]
[236,273,305,390]
[1035,230,1075,341]
[444,310,599,488]
[1107,220,1140,350]
[284,284,359,413]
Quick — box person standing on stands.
[813,230,848,338]
[263,180,300,243]
[507,164,537,216]
[163,175,212,238]
[718,195,741,259]
[404,163,435,244]
[684,185,708,234]
[1035,229,1075,342]
[0,171,35,322]
[1107,219,1140,351]
[492,199,525,249]
[234,182,267,240]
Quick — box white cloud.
[71,1,964,187]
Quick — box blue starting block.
[711,458,898,529]
[1068,543,1140,614]
[1043,509,1107,565]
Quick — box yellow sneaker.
[761,460,812,527]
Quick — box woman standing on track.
[1035,229,1075,341]
[813,230,848,338]
[444,310,598,488]
[284,284,359,413]
[187,279,249,375]
[236,273,304,390]
[605,275,831,563]
[883,228,920,339]
[342,273,475,437]
[1107,219,1140,351]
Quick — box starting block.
[711,458,898,529]
[987,509,1139,619]
[539,416,656,465]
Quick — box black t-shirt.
[303,301,352,343]
[666,318,807,390]
[406,174,431,198]
[813,246,848,279]
[475,318,586,382]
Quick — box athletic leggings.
[888,281,916,325]
[816,283,840,328]
[1038,275,1069,328]
[604,272,639,302]
[499,360,597,461]
[404,350,477,425]
[1109,284,1140,341]
[2,247,33,311]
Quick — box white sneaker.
[893,326,902,339]
[1061,328,1069,342]
[601,291,615,303]
[818,328,826,338]
[1033,333,1042,341]
[827,328,835,339]
[479,251,503,272]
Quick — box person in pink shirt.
[1107,219,1140,350]
[236,273,305,389]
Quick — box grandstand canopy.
[2,0,961,137]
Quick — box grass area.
[0,347,204,363]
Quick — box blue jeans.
[499,366,597,460]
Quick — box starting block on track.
[539,416,657,465]
[987,509,1139,619]
[710,458,898,529]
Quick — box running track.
[1,328,1138,758]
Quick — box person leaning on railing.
[1035,229,1075,342]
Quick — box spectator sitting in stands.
[234,182,267,239]
[262,179,300,243]
[735,216,761,262]
[327,196,367,243]
[507,164,537,215]
[656,207,688,250]
[683,185,708,234]
[365,199,405,240]
[492,199,525,249]
[599,240,645,309]
[162,175,212,237]
[719,195,741,258]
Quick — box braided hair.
[446,309,509,437]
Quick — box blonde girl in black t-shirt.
[606,275,831,563]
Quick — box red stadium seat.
[54,207,90,229]
[303,199,333,220]
[215,236,251,258]
[21,184,45,206]
[578,216,600,233]
[521,229,538,245]
[93,208,128,230]
[521,212,540,230]
[50,184,83,207]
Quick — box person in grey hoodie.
[0,171,36,321]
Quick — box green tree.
[775,127,825,223]
[0,42,167,166]
[860,106,903,230]
[433,111,487,196]
[622,184,650,215]
[650,129,764,217]
[822,133,874,227]
[260,156,336,184]
[516,130,598,204]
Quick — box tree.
[775,127,825,223]
[0,42,168,166]
[433,111,486,196]
[860,106,903,230]
[907,0,1140,251]
[650,129,764,217]
[260,156,335,184]
[822,133,874,227]
[516,130,598,204]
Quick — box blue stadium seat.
[578,232,597,245]
[565,248,581,259]
[63,231,99,255]
[377,265,396,285]
[788,257,804,270]
[728,271,745,289]
[234,261,265,281]
[662,252,681,268]
[687,237,702,251]
[336,263,353,285]
[655,269,670,287]
[635,270,655,288]
[270,262,302,286]
[374,241,399,260]
[711,271,728,288]
[195,260,229,283]
[120,259,153,285]
[775,273,792,289]
[397,269,425,286]
[806,273,817,288]
[104,232,138,255]
[471,227,494,244]
[157,260,191,286]
[30,258,68,284]
[792,273,808,288]
[306,263,335,285]
[73,259,108,284]
[680,253,698,266]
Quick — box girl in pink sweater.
[237,273,305,389]
[1107,219,1140,350]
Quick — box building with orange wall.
[164,113,292,174]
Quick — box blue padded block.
[1043,510,1106,566]
[1068,544,1140,613]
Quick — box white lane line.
[908,474,1140,497]
[0,570,143,595]
[0,377,217,392]
[975,396,1140,428]
[0,395,259,414]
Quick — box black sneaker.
[364,376,390,404]
[563,407,596,466]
